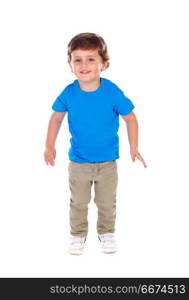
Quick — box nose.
[81,60,88,68]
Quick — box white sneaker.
[68,235,86,255]
[98,233,117,254]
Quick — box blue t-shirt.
[52,77,135,163]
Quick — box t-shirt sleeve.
[113,86,135,116]
[51,87,68,112]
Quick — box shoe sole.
[69,252,83,255]
[102,249,117,254]
[68,248,84,255]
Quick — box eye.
[73,58,95,63]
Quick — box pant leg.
[94,161,118,235]
[68,161,93,237]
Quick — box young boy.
[44,32,147,255]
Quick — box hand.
[44,147,56,166]
[130,148,147,168]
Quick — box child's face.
[69,48,107,82]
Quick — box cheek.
[93,64,101,71]
[74,65,80,72]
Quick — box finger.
[136,153,147,168]
[45,156,54,166]
[44,157,49,165]
[49,159,55,166]
[142,160,147,168]
[140,156,147,168]
[51,159,54,166]
[143,159,147,168]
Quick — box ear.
[69,63,73,73]
[101,61,108,71]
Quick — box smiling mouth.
[80,71,91,74]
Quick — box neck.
[78,78,101,92]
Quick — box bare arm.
[44,111,66,166]
[45,112,66,148]
[121,112,147,168]
[121,111,138,150]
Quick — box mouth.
[80,71,91,74]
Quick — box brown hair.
[67,32,110,69]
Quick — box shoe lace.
[100,234,115,245]
[70,236,85,246]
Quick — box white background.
[0,0,189,277]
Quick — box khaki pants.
[68,160,118,237]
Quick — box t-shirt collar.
[75,77,104,94]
